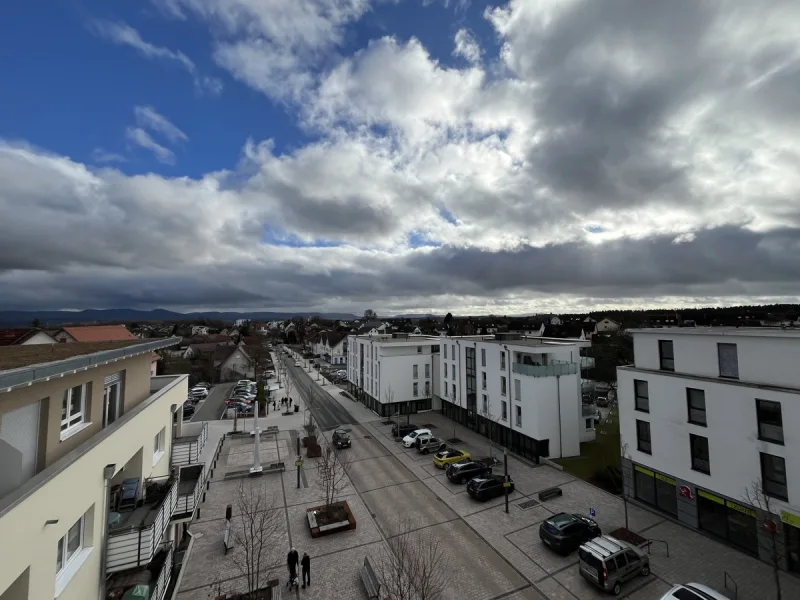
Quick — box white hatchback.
[659,583,731,600]
[401,428,432,448]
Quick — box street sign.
[589,507,596,518]
[503,482,511,488]
[295,459,303,467]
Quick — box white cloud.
[453,29,481,64]
[125,128,176,165]
[91,148,127,164]
[134,106,188,144]
[90,20,223,95]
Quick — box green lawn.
[555,408,621,483]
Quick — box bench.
[538,487,563,501]
[360,556,382,600]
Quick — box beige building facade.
[0,338,188,600]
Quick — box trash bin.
[294,405,299,413]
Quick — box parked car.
[433,448,471,468]
[336,369,347,377]
[578,535,649,596]
[416,436,446,454]
[402,428,432,448]
[596,395,609,407]
[392,423,419,438]
[446,461,492,484]
[467,475,514,501]
[237,379,254,385]
[190,386,209,398]
[658,583,731,600]
[182,401,195,419]
[540,513,602,554]
[194,382,211,389]
[332,429,351,449]
[232,402,254,414]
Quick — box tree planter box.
[306,444,322,458]
[215,579,279,599]
[307,501,356,538]
[302,435,317,448]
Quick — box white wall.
[20,331,56,345]
[632,331,800,388]
[618,366,800,512]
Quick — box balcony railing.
[149,545,173,600]
[173,464,205,517]
[512,362,578,378]
[107,478,178,573]
[105,544,173,600]
[171,421,208,468]
[580,356,596,369]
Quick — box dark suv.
[392,423,419,438]
[467,475,514,501]
[539,513,601,554]
[332,428,351,449]
[446,461,492,484]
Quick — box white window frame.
[61,384,87,439]
[56,515,84,575]
[413,382,419,397]
[153,427,166,465]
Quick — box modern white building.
[346,334,438,416]
[436,333,593,461]
[618,328,800,571]
[0,338,210,600]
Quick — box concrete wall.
[0,375,186,600]
[21,332,56,345]
[632,331,800,388]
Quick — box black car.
[332,428,351,449]
[392,423,419,438]
[182,401,195,419]
[539,513,601,554]
[467,475,514,501]
[446,461,492,484]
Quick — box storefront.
[781,510,800,573]
[633,465,678,517]
[697,489,758,555]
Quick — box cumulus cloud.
[4,0,800,312]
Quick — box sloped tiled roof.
[0,328,42,346]
[61,325,137,343]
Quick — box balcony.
[107,476,178,573]
[512,362,578,378]
[173,464,206,519]
[581,404,598,417]
[171,421,208,468]
[106,544,173,600]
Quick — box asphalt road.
[190,382,233,421]
[283,356,355,430]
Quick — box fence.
[171,422,208,467]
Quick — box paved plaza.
[174,362,800,599]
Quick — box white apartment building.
[0,338,210,600]
[618,328,800,571]
[347,334,438,416]
[437,333,593,461]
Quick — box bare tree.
[743,479,783,600]
[377,519,451,600]
[316,443,352,511]
[282,375,294,412]
[230,481,284,599]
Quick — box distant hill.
[0,308,358,327]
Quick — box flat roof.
[627,327,800,339]
[0,340,144,370]
[348,335,437,345]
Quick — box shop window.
[634,467,656,505]
[687,388,707,426]
[756,399,784,445]
[761,453,788,501]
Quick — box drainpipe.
[556,375,562,459]
[100,463,116,600]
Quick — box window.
[481,372,486,389]
[636,420,651,454]
[482,394,488,413]
[443,345,447,359]
[658,340,674,371]
[61,384,87,435]
[417,346,422,354]
[501,401,507,421]
[687,388,707,426]
[444,363,448,378]
[515,405,522,427]
[56,515,84,575]
[500,352,506,370]
[756,399,784,444]
[717,343,739,379]
[481,348,486,367]
[501,376,507,396]
[634,380,649,412]
[690,434,710,474]
[413,382,419,397]
[413,364,418,379]
[451,344,455,359]
[153,427,166,464]
[514,379,521,401]
[761,453,788,500]
[424,382,430,396]
[451,383,456,398]
[585,418,593,429]
[425,364,430,379]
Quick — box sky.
[1,0,800,315]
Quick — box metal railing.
[643,538,670,557]
[171,422,208,467]
[107,478,178,573]
[149,545,173,600]
[512,362,578,378]
[724,571,738,600]
[173,464,205,516]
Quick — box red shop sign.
[678,485,693,500]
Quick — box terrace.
[171,421,209,468]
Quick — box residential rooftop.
[627,327,800,339]
[0,340,148,371]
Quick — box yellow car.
[433,448,471,469]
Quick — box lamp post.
[504,448,509,513]
[250,401,263,475]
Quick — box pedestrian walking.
[301,552,311,588]
[287,547,299,589]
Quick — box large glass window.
[698,490,757,555]
[633,466,677,517]
[634,380,649,412]
[634,467,656,504]
[690,434,710,474]
[636,420,651,454]
[698,492,727,539]
[658,340,674,371]
[687,388,707,426]
[61,384,86,433]
[56,515,84,575]
[761,453,788,500]
[717,343,739,379]
[756,399,784,445]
